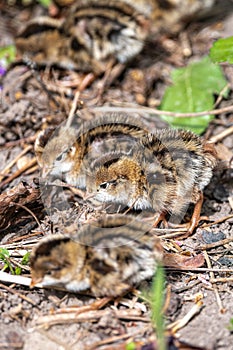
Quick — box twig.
[23,59,60,107]
[213,83,230,108]
[11,202,42,229]
[158,229,189,238]
[162,284,171,313]
[66,73,95,127]
[66,90,81,128]
[0,282,36,306]
[0,145,32,182]
[25,164,39,175]
[1,135,37,148]
[4,232,44,244]
[56,297,112,315]
[209,125,233,143]
[167,301,203,333]
[0,271,35,287]
[197,237,233,251]
[203,250,225,313]
[172,280,201,293]
[210,277,233,283]
[34,309,145,328]
[91,104,233,118]
[0,343,23,349]
[0,157,37,188]
[9,257,30,272]
[199,214,233,229]
[85,331,143,350]
[166,267,233,273]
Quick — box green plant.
[0,248,15,274]
[159,56,229,134]
[151,264,166,350]
[0,249,30,275]
[227,318,233,332]
[0,45,16,73]
[210,36,233,64]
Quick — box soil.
[0,2,233,350]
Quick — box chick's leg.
[187,191,204,234]
[153,211,169,228]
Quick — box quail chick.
[87,129,217,232]
[15,0,230,72]
[63,0,151,63]
[15,16,105,74]
[15,0,151,72]
[150,0,215,34]
[34,113,149,189]
[30,214,163,296]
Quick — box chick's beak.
[30,276,43,288]
[41,166,52,179]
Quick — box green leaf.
[151,264,166,350]
[0,45,16,68]
[37,0,51,7]
[0,248,10,260]
[15,267,22,275]
[0,248,15,274]
[21,252,30,265]
[210,36,233,64]
[126,342,136,350]
[227,318,233,332]
[159,56,229,134]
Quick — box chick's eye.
[56,153,63,162]
[99,182,109,189]
[47,266,62,275]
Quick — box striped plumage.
[89,128,217,223]
[15,0,151,72]
[34,113,149,189]
[30,215,163,296]
[15,0,222,72]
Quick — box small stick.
[203,250,225,313]
[11,202,42,229]
[66,72,95,127]
[34,309,144,327]
[213,83,230,108]
[0,145,32,182]
[0,157,37,189]
[0,282,36,306]
[210,277,233,283]
[197,237,233,251]
[66,90,81,128]
[199,214,233,229]
[162,284,171,313]
[209,125,233,143]
[25,164,39,175]
[56,297,112,315]
[172,280,201,293]
[91,104,233,118]
[167,300,203,333]
[1,135,37,148]
[2,233,43,245]
[86,331,142,350]
[38,179,86,199]
[0,271,37,288]
[166,267,233,273]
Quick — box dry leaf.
[163,252,205,269]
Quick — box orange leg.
[153,211,169,228]
[187,191,204,234]
[152,192,204,237]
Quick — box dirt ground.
[0,2,233,350]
